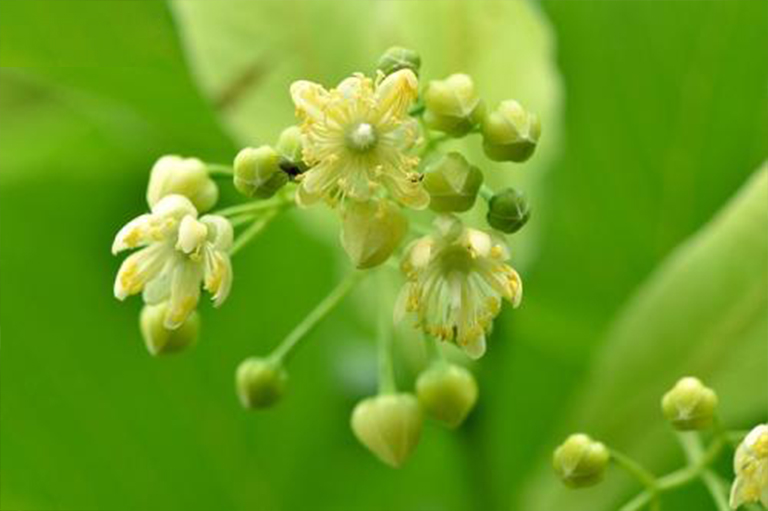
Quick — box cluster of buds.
[552,376,766,511]
[111,46,540,468]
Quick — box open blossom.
[396,216,522,359]
[290,69,429,209]
[112,194,233,329]
[730,424,768,509]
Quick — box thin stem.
[377,272,397,394]
[214,194,293,217]
[206,163,234,177]
[611,449,660,511]
[676,432,729,511]
[269,272,364,364]
[230,210,277,255]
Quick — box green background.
[1,1,766,510]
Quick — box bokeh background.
[1,1,766,510]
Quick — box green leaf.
[521,164,768,511]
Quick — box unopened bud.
[233,146,289,199]
[424,74,484,137]
[661,377,718,430]
[340,199,407,269]
[147,156,218,212]
[236,357,287,409]
[377,46,421,77]
[275,126,307,176]
[416,362,478,428]
[553,433,610,488]
[422,152,484,213]
[486,188,530,234]
[351,393,423,468]
[481,100,540,162]
[139,302,199,356]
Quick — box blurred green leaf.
[522,164,768,510]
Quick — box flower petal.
[113,243,171,300]
[375,69,418,125]
[165,260,202,329]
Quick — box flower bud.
[377,46,421,77]
[553,433,610,488]
[416,362,478,428]
[139,302,199,356]
[236,357,287,409]
[340,199,407,269]
[486,188,530,234]
[423,74,484,137]
[661,376,718,430]
[422,152,484,213]
[233,146,289,199]
[351,393,423,468]
[481,100,541,162]
[146,155,218,212]
[275,126,308,176]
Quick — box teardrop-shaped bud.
[486,188,531,234]
[139,302,200,356]
[233,146,289,198]
[661,376,718,430]
[275,126,308,177]
[147,156,218,212]
[235,357,287,409]
[340,199,407,269]
[422,152,484,213]
[481,100,541,162]
[423,74,484,137]
[351,393,423,468]
[553,433,610,489]
[377,46,421,77]
[416,362,478,428]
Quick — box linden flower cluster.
[553,376,767,511]
[111,47,541,467]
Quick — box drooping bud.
[139,302,199,356]
[340,199,407,269]
[481,100,541,162]
[351,393,423,468]
[416,362,478,428]
[377,46,421,77]
[275,126,308,176]
[553,433,610,489]
[235,357,287,409]
[422,152,484,213]
[146,155,218,212]
[486,188,530,234]
[233,146,289,198]
[661,376,718,430]
[423,74,484,137]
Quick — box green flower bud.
[147,155,218,212]
[416,362,478,428]
[340,199,407,269]
[139,302,199,356]
[422,152,484,213]
[553,433,610,489]
[377,46,421,77]
[486,188,530,234]
[275,126,308,176]
[233,146,289,199]
[424,74,484,137]
[351,393,423,468]
[235,357,287,409]
[481,100,541,162]
[661,376,718,430]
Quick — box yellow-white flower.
[290,69,429,209]
[730,424,768,509]
[112,194,233,329]
[396,216,522,359]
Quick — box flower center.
[439,246,474,275]
[345,122,378,153]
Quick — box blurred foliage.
[0,2,766,511]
